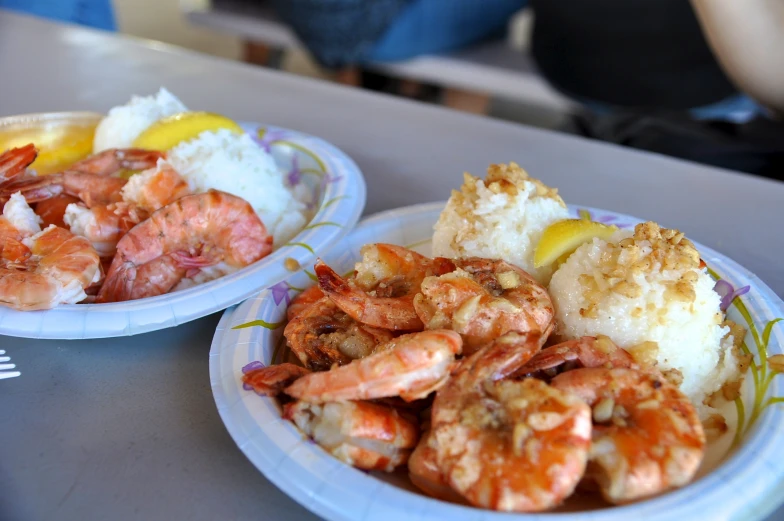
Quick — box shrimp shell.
[0,225,100,310]
[285,330,463,403]
[97,191,272,302]
[429,331,593,512]
[551,367,705,504]
[414,258,554,354]
[284,400,420,471]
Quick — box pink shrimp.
[96,191,272,302]
[0,144,37,186]
[428,331,593,512]
[0,148,163,206]
[513,335,638,379]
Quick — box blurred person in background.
[273,0,783,178]
[0,0,116,30]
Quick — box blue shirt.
[0,0,117,31]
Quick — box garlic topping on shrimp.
[284,296,394,372]
[414,258,554,354]
[285,330,463,403]
[284,400,420,471]
[316,244,456,331]
[513,335,638,379]
[551,367,705,504]
[429,331,592,512]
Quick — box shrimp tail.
[0,143,37,183]
[315,260,424,331]
[0,174,64,203]
[95,262,135,303]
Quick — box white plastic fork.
[0,349,20,379]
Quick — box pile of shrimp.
[0,144,273,310]
[243,243,707,512]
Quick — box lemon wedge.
[534,219,618,268]
[132,111,243,151]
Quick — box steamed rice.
[433,163,569,284]
[548,221,741,417]
[93,88,188,153]
[166,129,309,246]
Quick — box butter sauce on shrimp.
[551,367,705,504]
[285,330,462,403]
[428,331,592,512]
[316,244,457,331]
[284,296,394,371]
[414,258,554,354]
[284,399,420,471]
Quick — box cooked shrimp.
[35,194,81,228]
[118,160,190,213]
[0,149,164,206]
[286,285,324,322]
[0,223,100,310]
[551,367,705,504]
[514,336,637,379]
[2,170,128,206]
[429,331,592,512]
[414,258,554,354]
[64,202,148,257]
[316,244,456,331]
[67,148,165,176]
[0,144,37,185]
[284,399,420,471]
[408,430,467,504]
[242,363,310,397]
[285,330,462,403]
[284,296,395,371]
[96,191,272,302]
[64,161,191,257]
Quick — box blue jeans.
[0,0,117,31]
[581,94,763,123]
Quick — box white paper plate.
[210,202,784,521]
[0,123,365,339]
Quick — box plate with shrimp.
[0,105,365,338]
[211,194,784,520]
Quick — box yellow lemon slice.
[534,219,618,268]
[132,111,243,151]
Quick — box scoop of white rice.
[548,221,740,417]
[93,88,188,153]
[432,163,569,284]
[166,129,308,246]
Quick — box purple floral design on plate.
[321,171,344,189]
[286,155,301,186]
[578,209,635,229]
[254,128,288,153]
[270,281,292,307]
[241,360,266,392]
[714,279,751,312]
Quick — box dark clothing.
[531,0,739,110]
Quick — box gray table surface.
[1,10,782,521]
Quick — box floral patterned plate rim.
[210,202,784,521]
[0,123,366,339]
